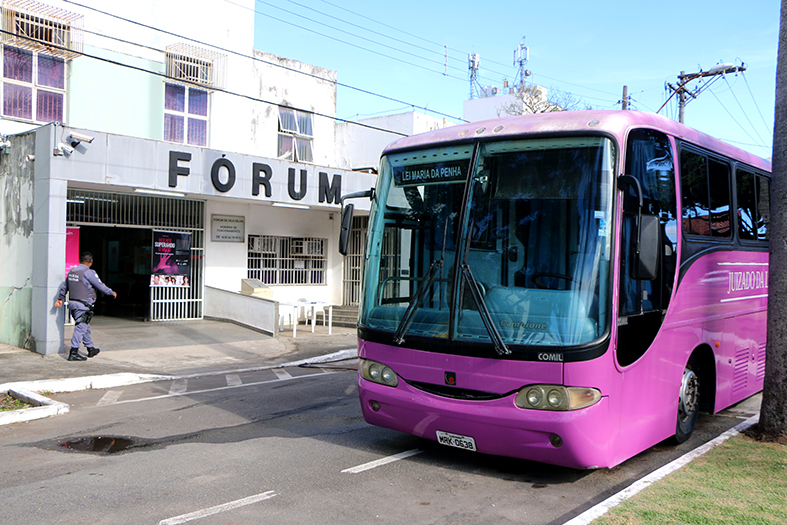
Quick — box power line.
[722,76,766,146]
[264,0,620,107]
[65,0,467,123]
[741,72,773,143]
[707,87,764,148]
[0,26,409,138]
[254,0,467,78]
[279,0,464,68]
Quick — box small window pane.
[4,47,32,82]
[736,171,756,241]
[708,159,731,238]
[36,90,63,122]
[37,55,64,89]
[165,83,185,112]
[188,89,208,116]
[3,83,32,119]
[680,151,710,235]
[297,111,313,136]
[278,134,294,159]
[164,113,184,142]
[188,118,207,146]
[279,108,297,133]
[756,176,770,241]
[296,137,313,163]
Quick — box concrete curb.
[0,387,70,425]
[0,348,358,426]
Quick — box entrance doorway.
[78,225,151,319]
[66,188,205,321]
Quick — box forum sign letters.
[168,151,345,206]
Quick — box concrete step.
[331,306,359,328]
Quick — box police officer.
[55,252,117,361]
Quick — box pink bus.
[341,111,770,469]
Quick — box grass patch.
[595,434,787,525]
[0,393,34,412]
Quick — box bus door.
[616,129,678,367]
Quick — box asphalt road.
[0,360,759,525]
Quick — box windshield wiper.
[393,259,443,345]
[460,263,510,356]
[458,220,509,355]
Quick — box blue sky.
[253,0,780,159]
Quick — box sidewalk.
[0,316,359,387]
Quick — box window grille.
[0,0,83,60]
[248,235,326,285]
[165,43,226,89]
[277,107,314,163]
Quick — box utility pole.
[621,85,629,110]
[661,63,746,123]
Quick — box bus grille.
[407,381,505,400]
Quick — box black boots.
[67,347,100,360]
[67,348,86,361]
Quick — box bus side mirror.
[338,188,375,256]
[339,203,354,256]
[633,214,659,280]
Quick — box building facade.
[0,0,380,353]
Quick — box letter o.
[211,158,236,192]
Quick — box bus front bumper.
[359,376,615,469]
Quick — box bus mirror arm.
[338,188,376,256]
[618,175,659,280]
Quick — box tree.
[496,84,591,117]
[758,0,787,441]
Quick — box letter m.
[319,172,341,204]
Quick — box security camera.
[58,143,74,155]
[68,132,94,147]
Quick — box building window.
[163,44,226,148]
[248,235,326,285]
[164,83,208,146]
[278,107,313,163]
[1,45,64,123]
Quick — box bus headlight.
[359,359,399,388]
[515,385,601,411]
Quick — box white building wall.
[335,111,453,171]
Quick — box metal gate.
[342,216,367,306]
[66,188,205,321]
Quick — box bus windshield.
[360,136,615,352]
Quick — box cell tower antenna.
[513,36,531,93]
[468,53,481,99]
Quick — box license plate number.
[436,430,477,451]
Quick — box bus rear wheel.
[675,361,700,443]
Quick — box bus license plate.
[436,430,477,452]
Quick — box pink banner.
[66,227,80,275]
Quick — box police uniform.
[57,264,115,361]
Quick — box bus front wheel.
[675,361,700,443]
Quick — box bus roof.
[381,110,771,173]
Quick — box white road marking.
[562,414,759,525]
[96,390,123,406]
[342,449,424,474]
[273,369,292,380]
[111,369,331,405]
[225,374,242,387]
[169,379,188,395]
[158,490,277,525]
